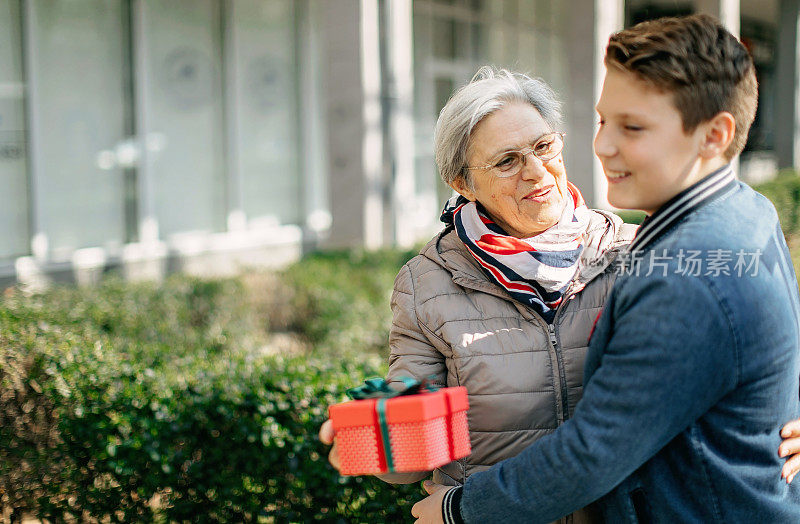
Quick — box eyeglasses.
[465,132,565,178]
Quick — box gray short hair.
[434,66,562,189]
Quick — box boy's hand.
[411,481,450,523]
[319,419,341,471]
[780,417,800,483]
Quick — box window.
[228,0,300,226]
[28,0,129,258]
[136,0,226,238]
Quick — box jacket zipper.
[547,322,558,346]
[550,246,621,420]
[527,286,575,426]
[550,291,573,422]
[550,256,616,420]
[531,272,610,424]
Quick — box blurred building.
[0,0,794,285]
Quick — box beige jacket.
[380,210,636,521]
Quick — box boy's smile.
[594,68,724,215]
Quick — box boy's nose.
[593,127,617,158]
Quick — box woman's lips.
[524,185,554,203]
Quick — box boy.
[413,14,800,523]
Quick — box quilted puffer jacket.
[379,209,636,522]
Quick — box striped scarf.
[440,182,591,322]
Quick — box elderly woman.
[319,67,800,519]
[376,67,634,489]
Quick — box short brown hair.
[605,14,757,160]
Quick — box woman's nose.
[519,153,547,181]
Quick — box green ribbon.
[346,376,422,400]
[376,398,393,471]
[346,376,440,472]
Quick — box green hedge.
[613,210,647,225]
[279,248,418,357]
[752,169,800,236]
[1,258,421,522]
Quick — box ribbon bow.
[346,376,436,400]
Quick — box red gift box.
[329,384,470,476]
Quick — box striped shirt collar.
[628,164,737,254]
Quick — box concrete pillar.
[564,0,623,209]
[360,0,384,249]
[319,0,385,249]
[298,0,332,246]
[384,0,417,248]
[696,0,740,37]
[776,0,800,170]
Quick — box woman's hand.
[318,419,341,471]
[780,417,800,483]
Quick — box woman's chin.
[518,215,561,238]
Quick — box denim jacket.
[459,174,800,523]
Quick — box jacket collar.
[629,164,737,254]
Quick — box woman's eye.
[624,125,643,132]
[534,140,554,154]
[496,156,516,168]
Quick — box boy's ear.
[450,176,477,201]
[699,111,736,159]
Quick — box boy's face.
[594,68,708,215]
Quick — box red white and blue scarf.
[440,182,590,322]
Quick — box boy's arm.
[456,274,737,523]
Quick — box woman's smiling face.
[452,101,568,239]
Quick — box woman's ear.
[449,176,477,201]
[699,111,736,159]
